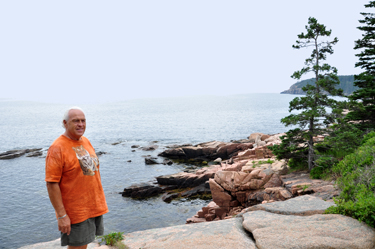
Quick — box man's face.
[64,109,86,140]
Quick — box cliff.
[281,75,358,96]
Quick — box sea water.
[0,93,299,249]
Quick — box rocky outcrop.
[242,211,375,249]
[0,148,43,160]
[23,194,375,249]
[239,195,335,216]
[156,167,218,189]
[281,171,339,200]
[188,161,338,223]
[158,141,254,161]
[121,183,163,198]
[123,217,257,249]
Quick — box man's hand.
[58,214,71,235]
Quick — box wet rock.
[156,170,216,189]
[180,183,211,198]
[162,159,173,165]
[145,158,159,165]
[96,151,107,156]
[121,184,163,198]
[0,148,42,160]
[26,150,43,157]
[162,192,179,203]
[141,145,158,151]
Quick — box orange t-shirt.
[45,135,108,224]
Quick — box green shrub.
[361,131,375,145]
[325,136,375,228]
[310,167,324,179]
[288,157,308,170]
[98,232,127,248]
[326,185,375,228]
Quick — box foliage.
[280,17,343,171]
[317,122,363,157]
[98,232,127,249]
[361,131,375,145]
[310,121,364,178]
[325,185,375,228]
[346,1,375,130]
[269,129,307,160]
[288,157,308,171]
[326,136,375,228]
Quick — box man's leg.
[68,245,87,249]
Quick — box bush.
[326,185,375,228]
[98,232,127,249]
[361,131,375,145]
[311,156,339,179]
[325,136,375,228]
[288,157,308,170]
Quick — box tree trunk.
[308,118,314,171]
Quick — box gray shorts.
[61,215,104,247]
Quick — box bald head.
[62,107,84,128]
[62,107,86,140]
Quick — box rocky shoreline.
[19,132,375,248]
[121,132,338,224]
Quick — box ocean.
[0,93,298,249]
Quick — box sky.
[0,0,372,104]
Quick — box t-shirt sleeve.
[45,146,64,182]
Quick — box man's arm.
[46,182,71,235]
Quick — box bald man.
[46,107,108,249]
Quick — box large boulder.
[240,195,335,216]
[214,168,275,192]
[208,179,233,210]
[242,210,375,249]
[123,217,257,249]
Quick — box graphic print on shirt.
[72,145,99,176]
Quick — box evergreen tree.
[346,1,375,130]
[273,17,343,171]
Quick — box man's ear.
[63,120,67,127]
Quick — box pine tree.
[346,1,375,130]
[274,17,343,171]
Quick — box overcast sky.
[0,1,371,104]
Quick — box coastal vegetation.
[272,1,375,228]
[98,232,127,249]
[271,16,343,171]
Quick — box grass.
[97,232,128,249]
[251,159,275,168]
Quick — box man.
[45,107,108,249]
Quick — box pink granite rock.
[214,169,273,192]
[208,179,232,210]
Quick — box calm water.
[0,93,298,249]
